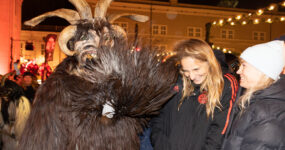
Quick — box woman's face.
[181,57,209,85]
[237,60,264,89]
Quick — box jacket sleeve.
[150,76,182,150]
[203,74,238,150]
[239,120,285,150]
[150,96,173,150]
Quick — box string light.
[256,9,264,15]
[254,19,260,24]
[219,19,224,25]
[212,45,233,54]
[282,1,285,7]
[268,5,275,11]
[235,15,242,20]
[212,2,285,27]
[266,18,273,23]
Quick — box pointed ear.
[24,9,80,27]
[111,25,127,39]
[108,13,149,23]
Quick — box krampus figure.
[0,74,31,150]
[19,0,178,149]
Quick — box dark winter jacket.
[151,73,238,150]
[222,75,285,150]
[23,86,36,104]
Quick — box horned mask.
[24,0,149,57]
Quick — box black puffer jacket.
[151,74,238,150]
[222,75,285,150]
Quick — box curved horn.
[69,0,92,20]
[108,13,149,23]
[24,9,80,27]
[58,25,77,56]
[94,0,112,19]
[111,25,127,39]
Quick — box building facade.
[0,0,22,74]
[20,0,285,69]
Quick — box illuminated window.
[253,31,265,41]
[25,42,34,51]
[187,27,202,38]
[152,25,167,35]
[113,22,128,33]
[153,45,167,51]
[221,29,234,39]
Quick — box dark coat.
[222,75,285,150]
[151,73,238,150]
[23,86,35,104]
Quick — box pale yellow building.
[20,0,285,69]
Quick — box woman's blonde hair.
[174,39,224,118]
[238,70,274,111]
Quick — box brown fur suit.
[19,0,177,149]
[18,26,178,150]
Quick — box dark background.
[22,0,285,25]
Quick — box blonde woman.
[151,39,238,150]
[222,40,285,150]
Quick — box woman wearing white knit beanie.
[222,40,285,150]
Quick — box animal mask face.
[24,0,149,57]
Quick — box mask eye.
[79,34,89,41]
[83,45,96,50]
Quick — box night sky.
[22,0,285,25]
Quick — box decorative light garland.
[211,45,233,54]
[212,1,285,26]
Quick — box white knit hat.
[240,40,285,80]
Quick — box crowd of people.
[141,39,285,150]
[0,70,38,149]
[1,71,39,104]
[0,38,284,150]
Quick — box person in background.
[7,72,16,82]
[151,39,238,150]
[0,73,31,150]
[21,72,38,104]
[222,40,285,150]
[13,75,22,86]
[13,60,20,75]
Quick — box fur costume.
[19,0,178,149]
[0,75,31,150]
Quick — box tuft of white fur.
[14,96,31,139]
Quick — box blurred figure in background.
[0,74,31,150]
[21,72,38,104]
[13,75,22,86]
